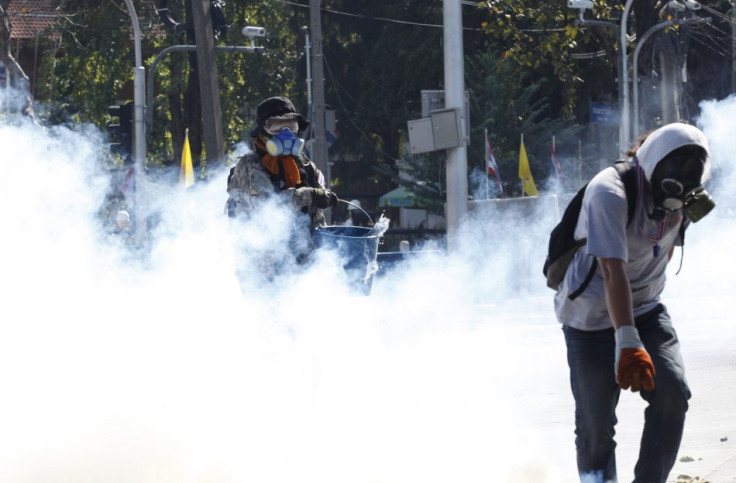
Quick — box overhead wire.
[271,0,484,31]
[322,53,400,163]
[689,23,730,58]
[282,0,479,162]
[700,4,732,23]
[284,1,734,161]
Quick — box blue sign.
[591,103,617,125]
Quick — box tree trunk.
[0,2,35,119]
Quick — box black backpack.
[543,162,637,293]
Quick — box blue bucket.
[314,225,381,294]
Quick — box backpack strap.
[569,162,637,300]
[613,161,637,227]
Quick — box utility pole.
[442,0,468,253]
[121,0,146,247]
[191,0,224,167]
[620,0,635,154]
[309,0,329,190]
[302,27,313,122]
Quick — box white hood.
[634,123,711,183]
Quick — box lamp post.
[573,1,704,152]
[620,0,635,152]
[146,43,264,129]
[121,0,146,247]
[632,13,710,135]
[442,0,468,253]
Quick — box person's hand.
[615,325,655,392]
[312,188,338,209]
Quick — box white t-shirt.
[554,165,685,331]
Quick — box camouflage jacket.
[226,151,327,229]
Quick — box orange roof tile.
[7,0,60,40]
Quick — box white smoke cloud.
[664,95,736,298]
[3,91,735,483]
[0,111,573,483]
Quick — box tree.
[35,1,161,126]
[20,0,732,199]
[0,0,35,119]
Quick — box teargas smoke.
[1,91,736,483]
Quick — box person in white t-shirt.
[555,123,715,483]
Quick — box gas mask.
[265,127,305,157]
[649,148,715,222]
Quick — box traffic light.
[108,101,133,163]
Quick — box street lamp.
[121,0,147,247]
[572,1,707,152]
[146,35,265,129]
[632,12,710,135]
[620,0,635,153]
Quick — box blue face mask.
[266,128,305,157]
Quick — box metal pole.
[733,6,736,93]
[122,0,147,247]
[443,0,468,253]
[632,17,710,136]
[302,27,313,118]
[309,0,328,184]
[485,128,490,200]
[620,0,635,156]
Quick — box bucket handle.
[339,199,374,226]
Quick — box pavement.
[464,294,736,483]
[664,296,736,483]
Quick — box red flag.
[120,166,135,196]
[485,130,504,195]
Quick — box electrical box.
[430,108,462,150]
[421,89,470,144]
[407,118,435,154]
[407,108,464,154]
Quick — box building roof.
[7,0,60,40]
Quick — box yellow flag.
[180,129,194,188]
[398,131,409,158]
[518,135,539,196]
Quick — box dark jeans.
[563,305,691,483]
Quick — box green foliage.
[35,1,163,125]
[23,1,636,196]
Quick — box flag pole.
[485,128,490,200]
[578,139,583,189]
[552,135,556,192]
[552,135,562,192]
[180,128,194,188]
[520,133,524,198]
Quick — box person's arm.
[598,257,634,330]
[599,256,655,392]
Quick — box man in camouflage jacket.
[226,96,338,231]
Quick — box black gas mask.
[649,146,715,222]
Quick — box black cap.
[250,96,309,137]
